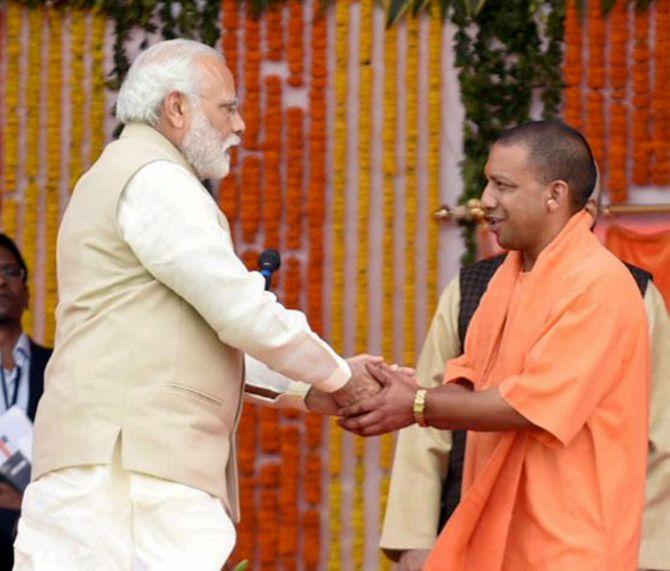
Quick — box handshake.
[306,354,421,437]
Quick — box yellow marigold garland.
[426,14,441,317]
[328,0,350,567]
[2,2,22,237]
[69,8,86,192]
[89,12,107,163]
[404,15,419,366]
[22,7,44,337]
[378,19,398,571]
[352,1,374,567]
[45,7,63,344]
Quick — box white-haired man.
[14,39,377,570]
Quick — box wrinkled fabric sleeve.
[640,282,670,569]
[499,286,646,447]
[380,278,460,556]
[117,161,350,392]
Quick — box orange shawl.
[425,212,650,571]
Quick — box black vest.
[438,255,652,531]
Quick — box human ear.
[162,91,189,130]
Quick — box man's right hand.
[331,354,384,408]
[397,549,431,571]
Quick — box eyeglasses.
[0,264,26,281]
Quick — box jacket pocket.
[167,382,223,407]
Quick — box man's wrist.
[413,389,429,427]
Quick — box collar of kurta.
[463,209,600,378]
[119,122,196,177]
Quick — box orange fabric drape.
[606,225,670,310]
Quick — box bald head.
[495,121,597,213]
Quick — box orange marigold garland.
[219,0,240,220]
[585,0,606,173]
[244,5,262,150]
[306,10,327,334]
[264,75,283,248]
[652,0,670,185]
[607,0,629,202]
[286,108,304,250]
[266,5,284,61]
[562,0,583,130]
[304,11,327,570]
[241,156,262,242]
[632,4,652,185]
[258,463,280,568]
[231,249,260,566]
[287,0,304,87]
[279,424,300,570]
[234,403,259,563]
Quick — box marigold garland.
[0,5,4,198]
[352,1,374,566]
[22,7,44,337]
[286,108,304,250]
[266,6,283,61]
[45,7,63,344]
[69,9,86,192]
[232,250,260,566]
[304,10,328,569]
[404,15,419,366]
[241,156,262,242]
[306,10,327,335]
[235,403,258,561]
[263,75,282,248]
[287,0,304,87]
[219,0,240,221]
[585,0,606,175]
[258,463,280,567]
[328,0,350,564]
[426,15,441,318]
[279,424,300,569]
[2,2,21,207]
[607,0,628,202]
[244,5,261,150]
[89,12,107,163]
[379,19,398,571]
[562,0,582,129]
[632,5,652,185]
[652,0,670,185]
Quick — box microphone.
[258,249,281,291]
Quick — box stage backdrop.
[0,0,668,569]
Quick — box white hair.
[116,39,224,126]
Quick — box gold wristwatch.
[413,389,429,427]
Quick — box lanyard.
[0,365,21,410]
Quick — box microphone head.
[258,249,281,272]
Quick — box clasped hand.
[335,358,419,437]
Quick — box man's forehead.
[195,56,236,95]
[486,143,528,173]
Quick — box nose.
[480,182,497,211]
[232,111,245,136]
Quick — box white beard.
[181,109,240,180]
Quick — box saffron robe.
[425,211,650,571]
